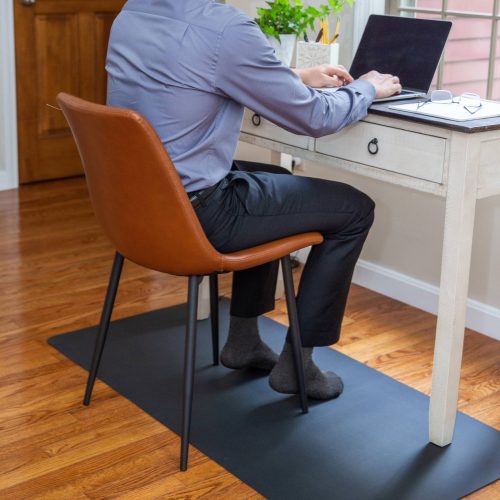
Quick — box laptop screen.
[350,15,452,93]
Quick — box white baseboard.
[295,249,500,341]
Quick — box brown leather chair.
[57,93,324,471]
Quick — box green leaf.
[254,0,355,38]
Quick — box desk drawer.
[241,109,309,149]
[315,122,446,183]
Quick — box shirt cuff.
[348,79,376,104]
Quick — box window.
[388,0,499,99]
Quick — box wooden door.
[14,0,125,183]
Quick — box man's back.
[107,0,245,191]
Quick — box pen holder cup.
[267,34,297,67]
[296,41,340,69]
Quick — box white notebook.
[389,99,500,122]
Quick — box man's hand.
[294,64,353,88]
[359,70,402,99]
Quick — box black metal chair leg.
[180,275,199,471]
[281,255,309,414]
[209,274,219,366]
[83,252,124,406]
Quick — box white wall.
[228,0,500,338]
[0,0,19,191]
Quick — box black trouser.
[194,161,375,347]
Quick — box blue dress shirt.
[106,0,376,192]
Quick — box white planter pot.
[296,41,340,69]
[267,34,296,67]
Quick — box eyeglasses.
[417,90,482,115]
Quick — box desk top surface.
[369,99,500,134]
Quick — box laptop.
[349,15,452,103]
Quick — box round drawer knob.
[368,138,379,155]
[252,113,261,127]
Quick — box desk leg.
[429,134,480,446]
[197,276,210,321]
[271,151,293,300]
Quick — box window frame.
[387,0,500,98]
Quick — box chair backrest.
[57,93,223,276]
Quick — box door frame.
[0,0,18,191]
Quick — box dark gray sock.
[220,316,278,372]
[269,342,344,400]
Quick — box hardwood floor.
[0,177,498,498]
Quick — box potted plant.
[255,0,354,67]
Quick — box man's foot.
[220,316,278,372]
[221,341,278,371]
[269,343,343,400]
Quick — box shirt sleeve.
[214,16,376,138]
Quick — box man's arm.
[214,17,399,138]
[293,64,353,88]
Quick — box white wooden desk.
[238,102,500,447]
